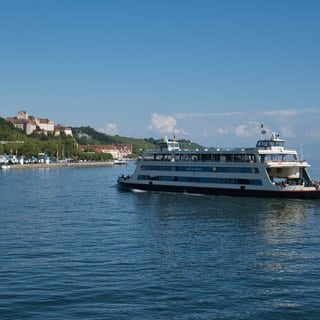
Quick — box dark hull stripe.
[118,181,320,199]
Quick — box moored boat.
[113,158,128,165]
[117,132,320,199]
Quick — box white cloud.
[216,127,231,136]
[280,126,295,138]
[260,109,298,118]
[148,113,177,134]
[215,123,260,139]
[235,124,251,137]
[148,113,188,136]
[100,123,119,135]
[174,111,243,120]
[146,107,320,147]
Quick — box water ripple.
[1,166,320,319]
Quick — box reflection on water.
[130,191,316,254]
[127,191,320,318]
[131,191,314,228]
[263,200,309,242]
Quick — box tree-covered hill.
[0,117,28,141]
[72,126,203,155]
[0,117,77,158]
[72,126,157,156]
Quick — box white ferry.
[118,133,320,199]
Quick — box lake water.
[1,163,320,319]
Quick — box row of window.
[137,175,263,185]
[140,165,259,174]
[146,153,257,163]
[256,140,284,148]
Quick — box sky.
[1,0,320,154]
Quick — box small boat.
[118,132,320,199]
[1,164,11,170]
[114,158,128,165]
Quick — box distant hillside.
[72,126,156,156]
[0,117,203,158]
[72,126,203,155]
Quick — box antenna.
[248,121,269,136]
[299,142,304,161]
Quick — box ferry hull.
[117,180,320,200]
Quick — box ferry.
[117,132,320,199]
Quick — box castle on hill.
[5,111,132,158]
[6,110,72,137]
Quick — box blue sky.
[1,0,320,151]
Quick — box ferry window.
[238,179,249,185]
[234,154,245,162]
[257,141,267,147]
[212,155,220,162]
[276,168,282,173]
[191,154,199,161]
[138,175,150,180]
[201,154,211,161]
[282,154,296,161]
[162,154,171,161]
[246,154,255,162]
[225,154,233,162]
[274,141,284,147]
[159,143,167,150]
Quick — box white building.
[6,110,55,135]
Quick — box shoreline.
[3,161,114,170]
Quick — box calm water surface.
[1,164,320,319]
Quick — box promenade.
[5,161,114,170]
